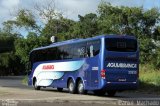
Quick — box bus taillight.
[101,69,106,79]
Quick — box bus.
[28,35,139,96]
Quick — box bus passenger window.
[90,45,94,57]
[87,40,100,57]
[78,46,86,58]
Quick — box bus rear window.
[105,38,137,52]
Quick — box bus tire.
[57,88,63,92]
[94,90,106,96]
[33,79,41,90]
[107,90,116,97]
[68,79,76,94]
[77,80,87,94]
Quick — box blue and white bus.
[28,35,139,96]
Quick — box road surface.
[0,76,160,106]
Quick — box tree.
[97,2,160,64]
[3,9,41,34]
[0,36,14,53]
[15,32,49,71]
[0,31,23,75]
[41,18,75,41]
[71,13,98,38]
[78,13,98,38]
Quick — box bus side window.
[34,50,40,62]
[63,45,73,59]
[57,46,64,60]
[89,45,94,57]
[72,45,78,59]
[75,42,86,58]
[87,40,100,57]
[78,46,86,58]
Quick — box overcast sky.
[0,0,160,28]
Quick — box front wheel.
[68,79,76,94]
[33,79,41,90]
[77,80,87,94]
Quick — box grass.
[22,75,28,85]
[138,64,160,94]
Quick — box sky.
[0,0,160,29]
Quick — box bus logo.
[107,63,137,68]
[42,65,54,70]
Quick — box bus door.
[104,38,138,83]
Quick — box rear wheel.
[57,88,63,92]
[68,79,76,94]
[33,79,40,90]
[107,90,116,97]
[77,80,87,94]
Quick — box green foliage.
[76,13,98,38]
[98,2,160,37]
[4,9,41,33]
[22,75,28,85]
[0,31,23,75]
[17,9,36,28]
[0,36,14,53]
[139,64,160,93]
[97,2,160,65]
[41,18,75,41]
[139,37,156,63]
[127,64,160,93]
[15,32,49,65]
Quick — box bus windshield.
[105,38,137,52]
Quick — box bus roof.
[30,34,136,53]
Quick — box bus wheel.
[77,80,87,94]
[34,79,40,90]
[107,90,116,97]
[68,79,76,94]
[94,90,106,96]
[57,88,63,92]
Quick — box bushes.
[139,64,160,93]
[140,64,160,86]
[22,75,28,85]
